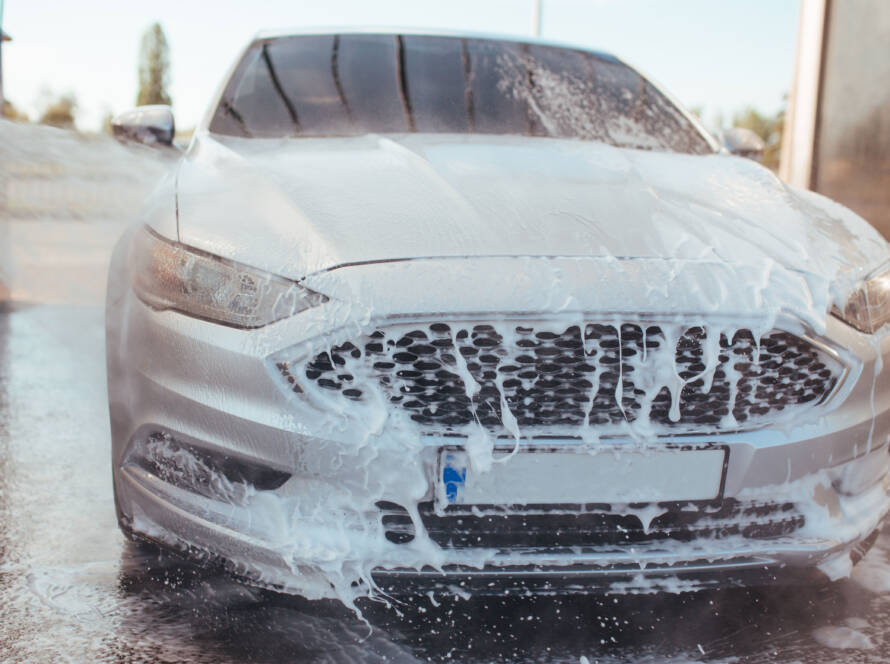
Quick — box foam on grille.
[285,321,841,435]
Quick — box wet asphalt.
[1,299,890,663]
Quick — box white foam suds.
[143,272,887,609]
[850,556,890,593]
[85,49,890,611]
[811,625,875,650]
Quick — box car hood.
[173,133,888,321]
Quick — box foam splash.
[227,301,886,608]
[96,50,890,610]
[811,625,875,650]
[160,252,885,611]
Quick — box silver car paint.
[108,37,890,601]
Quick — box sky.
[1,0,800,132]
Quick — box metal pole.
[0,0,6,116]
[532,0,542,37]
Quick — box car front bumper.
[107,255,890,600]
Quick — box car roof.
[252,26,621,63]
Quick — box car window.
[209,33,714,154]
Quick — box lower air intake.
[377,500,806,548]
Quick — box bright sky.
[1,0,800,132]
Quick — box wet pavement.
[2,302,890,663]
[2,123,890,662]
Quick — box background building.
[781,0,890,239]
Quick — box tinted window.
[210,34,713,154]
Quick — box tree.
[2,98,29,122]
[136,22,172,107]
[101,111,114,135]
[39,93,77,129]
[732,104,784,172]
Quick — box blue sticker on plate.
[442,454,467,503]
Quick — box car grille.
[278,320,843,434]
[377,500,805,548]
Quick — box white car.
[106,30,890,603]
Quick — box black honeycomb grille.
[281,321,841,432]
[378,500,806,548]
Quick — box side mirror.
[111,105,176,148]
[716,127,765,162]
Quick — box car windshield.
[209,33,714,154]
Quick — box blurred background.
[780,0,890,240]
[1,0,887,251]
[1,0,888,332]
[2,0,798,136]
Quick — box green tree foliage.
[137,23,172,107]
[732,104,784,172]
[38,93,77,129]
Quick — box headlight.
[834,264,890,334]
[130,226,328,328]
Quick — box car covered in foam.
[106,29,890,604]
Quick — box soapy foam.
[126,298,887,610]
[98,50,890,609]
[811,625,875,650]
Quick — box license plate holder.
[436,445,728,507]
